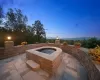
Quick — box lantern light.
[56,36,59,40]
[7,36,11,40]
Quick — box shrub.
[46,41,49,43]
[89,45,100,61]
[62,41,68,46]
[74,42,81,46]
[21,42,27,45]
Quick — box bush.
[21,42,27,45]
[89,45,100,61]
[74,42,81,46]
[62,41,68,46]
[87,38,98,48]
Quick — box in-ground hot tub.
[37,48,56,54]
[26,46,62,75]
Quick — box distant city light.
[21,30,23,32]
[34,31,37,35]
[7,36,11,40]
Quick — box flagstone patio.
[0,52,89,80]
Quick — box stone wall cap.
[26,46,62,61]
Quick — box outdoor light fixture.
[56,36,59,39]
[7,36,11,40]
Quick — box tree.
[5,8,16,29]
[25,25,35,44]
[87,37,98,48]
[5,8,28,31]
[81,37,100,48]
[4,8,28,45]
[0,8,47,46]
[32,20,46,42]
[15,9,28,25]
[81,39,88,48]
[69,40,74,45]
[0,6,4,24]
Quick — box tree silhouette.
[32,20,46,42]
[0,6,4,24]
[5,8,28,31]
[0,8,47,47]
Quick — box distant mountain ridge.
[62,37,91,40]
[47,37,100,40]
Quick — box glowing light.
[21,30,23,32]
[7,36,11,40]
[56,36,59,39]
[34,31,37,35]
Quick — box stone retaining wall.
[0,43,100,80]
[0,48,5,59]
[60,45,100,80]
[0,43,51,59]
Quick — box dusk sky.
[0,0,100,38]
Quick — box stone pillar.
[4,41,14,57]
[55,39,60,45]
[5,41,14,49]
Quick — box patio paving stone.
[0,53,89,80]
[22,71,45,80]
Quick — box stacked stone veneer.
[0,43,54,59]
[61,45,100,80]
[5,41,14,48]
[0,43,100,80]
[26,47,62,75]
[55,39,60,45]
[0,48,5,59]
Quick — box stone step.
[26,60,40,71]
